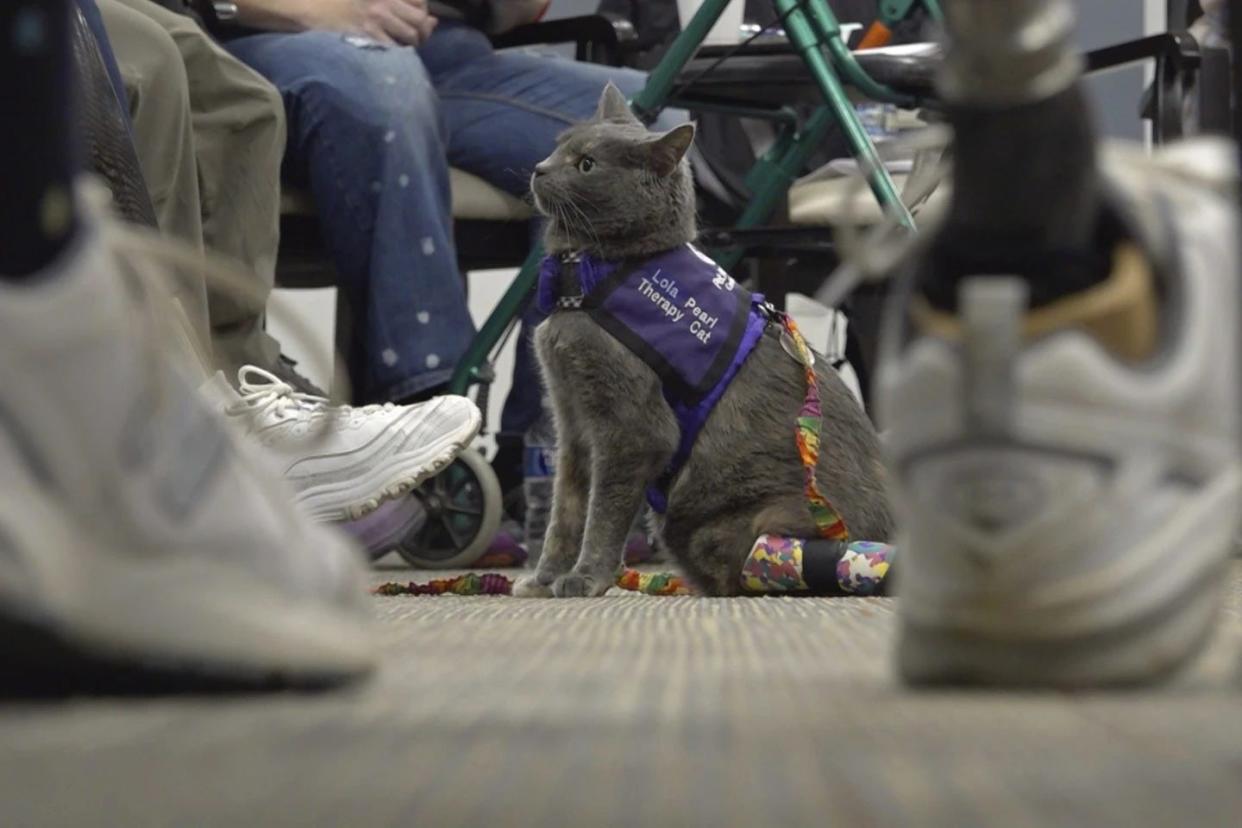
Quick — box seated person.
[215,0,680,427]
[86,0,483,537]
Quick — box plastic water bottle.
[523,403,557,567]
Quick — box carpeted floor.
[2,561,1241,827]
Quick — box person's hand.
[300,0,438,46]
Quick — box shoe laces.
[229,365,333,423]
[228,366,398,425]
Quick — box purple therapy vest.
[537,244,771,513]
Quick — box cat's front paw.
[512,575,554,598]
[552,571,612,598]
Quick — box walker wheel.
[394,448,502,569]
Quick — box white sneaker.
[201,366,481,522]
[878,139,1242,687]
[0,188,376,692]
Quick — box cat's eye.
[577,156,596,173]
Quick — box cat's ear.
[595,82,637,123]
[645,123,696,177]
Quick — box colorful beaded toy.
[373,572,515,597]
[373,567,692,597]
[614,568,692,596]
[372,537,896,599]
[779,314,851,542]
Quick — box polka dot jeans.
[226,23,673,405]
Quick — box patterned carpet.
[1,563,1241,826]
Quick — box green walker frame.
[448,0,940,396]
[401,0,941,567]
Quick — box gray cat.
[514,84,893,598]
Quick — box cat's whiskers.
[549,200,579,246]
[561,198,603,252]
[539,189,580,238]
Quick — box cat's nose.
[533,161,552,177]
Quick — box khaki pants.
[99,0,284,377]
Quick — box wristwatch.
[212,2,239,22]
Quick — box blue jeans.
[225,23,661,410]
